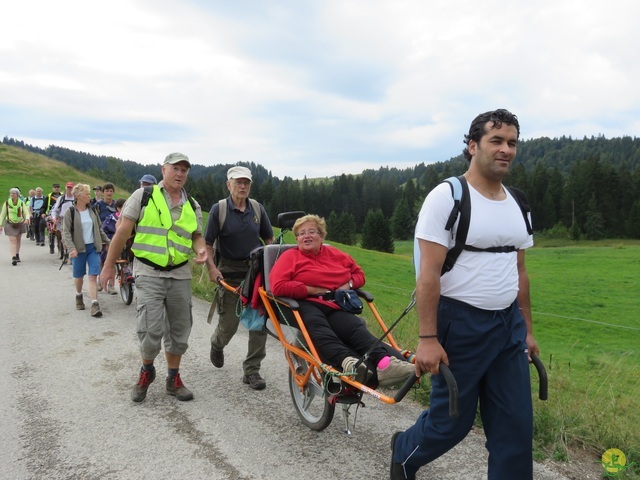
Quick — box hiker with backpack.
[390,109,540,480]
[204,166,274,391]
[61,183,110,318]
[100,152,208,403]
[0,187,30,266]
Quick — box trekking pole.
[59,250,69,270]
[354,289,416,369]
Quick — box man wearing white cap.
[101,152,208,403]
[205,165,274,390]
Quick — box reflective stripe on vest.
[131,186,197,267]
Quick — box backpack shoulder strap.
[441,175,470,275]
[505,186,533,235]
[248,198,261,225]
[218,198,227,230]
[141,185,154,208]
[69,206,76,235]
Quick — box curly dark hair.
[462,109,520,162]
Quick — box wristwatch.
[348,280,353,289]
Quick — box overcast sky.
[2,0,638,179]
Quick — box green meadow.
[194,236,640,473]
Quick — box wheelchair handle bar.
[394,363,459,418]
[531,353,548,400]
[393,354,547,413]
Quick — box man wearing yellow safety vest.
[100,152,208,403]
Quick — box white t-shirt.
[414,182,533,310]
[79,209,95,244]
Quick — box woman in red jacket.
[269,214,414,388]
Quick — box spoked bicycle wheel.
[288,352,335,431]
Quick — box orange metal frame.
[256,285,413,405]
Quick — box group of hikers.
[1,108,542,479]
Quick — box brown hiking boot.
[90,302,102,317]
[76,294,85,310]
[166,373,194,401]
[131,367,156,402]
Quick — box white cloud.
[1,0,639,180]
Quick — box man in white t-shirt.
[390,109,540,480]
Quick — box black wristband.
[419,334,438,339]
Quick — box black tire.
[115,262,134,305]
[288,353,335,431]
[120,283,133,305]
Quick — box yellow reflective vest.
[131,187,197,268]
[4,199,28,224]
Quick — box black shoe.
[390,431,415,480]
[15,254,20,262]
[210,344,224,368]
[50,246,55,254]
[11,256,17,266]
[242,373,266,390]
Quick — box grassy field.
[193,237,640,475]
[0,144,130,198]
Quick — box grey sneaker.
[76,294,85,310]
[132,367,156,402]
[108,284,118,295]
[377,357,415,388]
[242,373,266,390]
[90,302,102,317]
[341,356,370,383]
[166,373,194,401]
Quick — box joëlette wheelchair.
[216,211,460,434]
[217,211,547,434]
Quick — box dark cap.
[93,185,103,191]
[138,174,157,185]
[52,183,60,188]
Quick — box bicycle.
[115,243,135,305]
[46,217,66,260]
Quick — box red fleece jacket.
[269,245,366,310]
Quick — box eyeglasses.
[234,179,251,186]
[296,229,318,237]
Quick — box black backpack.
[439,175,533,275]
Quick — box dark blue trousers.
[394,297,533,480]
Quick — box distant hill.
[0,144,131,198]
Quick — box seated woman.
[269,214,414,387]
